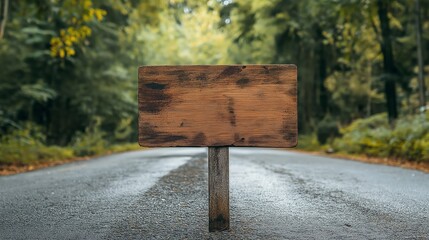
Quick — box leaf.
[21,27,56,36]
[20,83,57,103]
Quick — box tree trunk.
[415,0,426,110]
[377,0,398,123]
[0,0,9,39]
[317,26,328,117]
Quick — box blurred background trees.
[0,0,428,164]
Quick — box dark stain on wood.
[262,66,269,74]
[140,122,187,144]
[209,214,228,231]
[227,97,236,126]
[165,135,188,143]
[145,82,167,90]
[215,214,226,223]
[139,87,171,113]
[210,142,227,146]
[140,122,157,137]
[236,78,250,88]
[146,70,158,75]
[283,132,297,142]
[196,74,207,81]
[233,133,245,145]
[261,79,282,85]
[167,70,189,82]
[281,120,297,143]
[259,66,287,85]
[218,66,242,79]
[287,86,297,96]
[192,132,206,145]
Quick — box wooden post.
[208,147,229,232]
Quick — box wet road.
[1,148,428,239]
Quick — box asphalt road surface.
[1,148,428,239]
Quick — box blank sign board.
[138,65,297,147]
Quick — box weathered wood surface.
[138,65,297,147]
[208,147,229,232]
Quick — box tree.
[128,1,230,65]
[377,0,399,123]
[0,0,9,39]
[0,0,138,145]
[414,0,426,110]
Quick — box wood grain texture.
[138,65,297,147]
[208,147,229,232]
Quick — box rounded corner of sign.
[138,66,152,75]
[290,140,298,148]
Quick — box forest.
[0,0,428,167]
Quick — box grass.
[296,134,321,151]
[295,112,429,173]
[0,122,143,168]
[0,142,144,175]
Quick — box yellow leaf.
[59,49,65,58]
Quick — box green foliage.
[72,118,107,156]
[0,0,138,146]
[0,122,140,166]
[333,114,390,156]
[113,117,133,142]
[341,113,389,133]
[129,3,231,65]
[108,143,142,153]
[316,117,340,145]
[333,113,429,162]
[297,134,320,151]
[0,123,74,165]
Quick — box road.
[1,148,428,239]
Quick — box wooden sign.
[138,64,298,232]
[138,65,297,148]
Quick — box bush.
[109,143,142,153]
[316,117,340,145]
[72,119,108,157]
[35,146,74,163]
[297,134,320,150]
[0,124,73,165]
[332,112,429,162]
[0,120,141,167]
